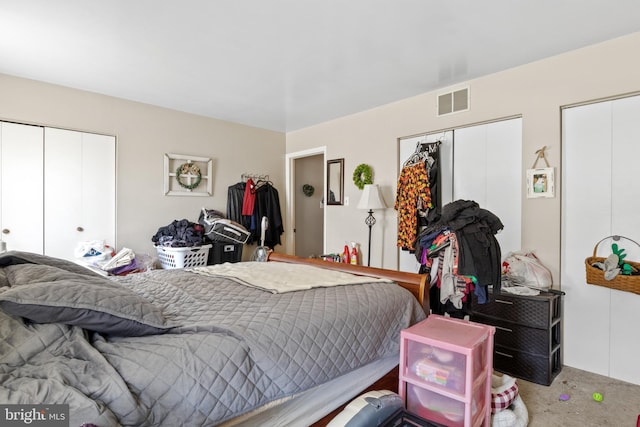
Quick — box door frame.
[285,146,327,255]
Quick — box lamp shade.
[357,184,387,210]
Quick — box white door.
[44,127,116,260]
[562,95,640,385]
[0,122,44,253]
[454,118,522,257]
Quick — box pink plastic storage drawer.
[405,382,488,427]
[399,315,495,427]
[406,340,466,393]
[401,316,492,395]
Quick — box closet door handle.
[76,227,84,232]
[2,229,9,234]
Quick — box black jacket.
[227,182,253,241]
[251,183,284,248]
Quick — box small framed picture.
[527,167,554,198]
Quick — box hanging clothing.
[227,182,253,241]
[251,182,284,248]
[227,180,284,247]
[394,161,433,250]
[242,178,256,216]
[436,233,476,309]
[423,144,442,225]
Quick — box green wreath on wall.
[302,184,315,197]
[352,163,373,190]
[175,163,202,191]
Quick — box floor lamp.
[357,184,387,266]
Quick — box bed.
[0,250,428,426]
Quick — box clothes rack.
[241,173,269,183]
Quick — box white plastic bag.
[74,240,114,265]
[502,251,552,290]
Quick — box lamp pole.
[364,209,376,267]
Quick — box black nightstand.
[470,288,564,385]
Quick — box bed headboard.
[267,252,429,314]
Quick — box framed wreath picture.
[164,153,213,196]
[526,167,554,198]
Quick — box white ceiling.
[1,1,640,132]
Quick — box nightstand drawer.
[472,290,560,329]
[493,345,562,386]
[470,314,560,356]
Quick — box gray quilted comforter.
[0,252,425,426]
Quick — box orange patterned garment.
[394,162,432,250]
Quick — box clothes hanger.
[403,140,428,167]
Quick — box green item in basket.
[611,243,627,264]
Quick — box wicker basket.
[584,235,640,295]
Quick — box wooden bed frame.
[267,252,430,425]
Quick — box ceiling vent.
[437,87,469,116]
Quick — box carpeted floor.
[513,365,640,426]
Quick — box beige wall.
[3,31,640,275]
[0,73,286,256]
[286,32,640,282]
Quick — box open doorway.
[285,147,326,257]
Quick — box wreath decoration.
[175,162,202,191]
[302,184,315,197]
[352,163,373,190]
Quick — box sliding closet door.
[44,127,116,260]
[453,118,522,257]
[80,132,116,252]
[0,122,44,253]
[562,95,640,384]
[610,96,640,383]
[562,101,612,376]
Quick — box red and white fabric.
[491,374,519,414]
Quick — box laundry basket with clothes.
[151,219,205,247]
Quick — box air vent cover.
[437,87,469,116]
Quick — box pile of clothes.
[414,200,503,316]
[74,241,152,276]
[151,219,205,247]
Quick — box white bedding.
[191,261,392,293]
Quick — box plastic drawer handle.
[495,325,513,333]
[495,351,514,358]
[495,299,513,305]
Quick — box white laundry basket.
[156,244,211,269]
